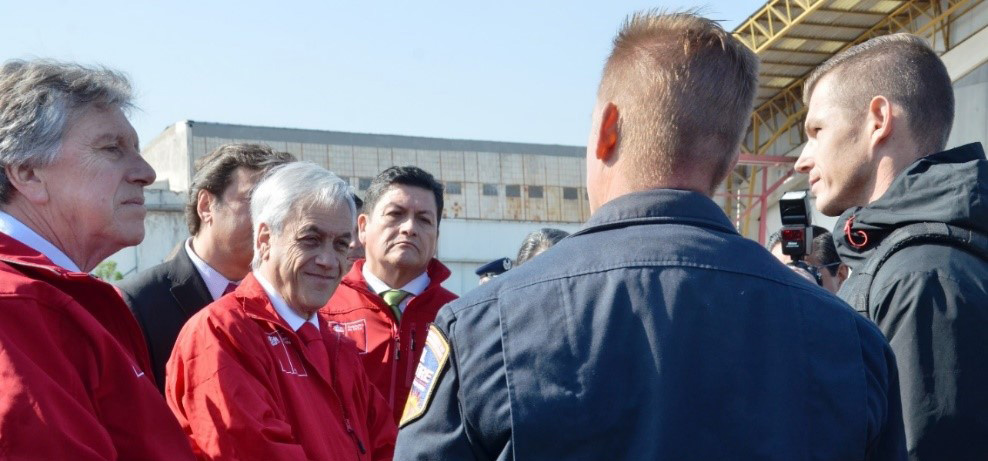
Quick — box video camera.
[778,190,822,285]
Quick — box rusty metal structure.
[723,0,985,243]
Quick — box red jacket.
[166,273,396,461]
[321,259,458,421]
[0,233,194,460]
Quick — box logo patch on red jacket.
[267,331,308,377]
[330,319,368,353]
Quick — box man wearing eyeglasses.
[768,226,849,294]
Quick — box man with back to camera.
[322,165,457,421]
[166,162,396,460]
[767,226,849,294]
[117,143,294,391]
[0,59,194,459]
[794,33,988,460]
[395,11,905,460]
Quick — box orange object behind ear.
[596,103,620,161]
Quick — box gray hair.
[250,161,355,268]
[0,59,134,203]
[516,228,569,266]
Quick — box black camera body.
[778,190,823,286]
[779,190,813,262]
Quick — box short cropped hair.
[804,33,954,155]
[250,162,355,269]
[186,143,295,235]
[516,228,569,266]
[362,166,444,224]
[0,59,133,203]
[598,11,759,191]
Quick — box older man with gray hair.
[0,59,194,458]
[167,161,396,460]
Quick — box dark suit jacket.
[117,248,212,392]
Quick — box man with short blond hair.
[396,12,905,460]
[796,33,988,460]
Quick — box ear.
[595,103,620,162]
[197,190,215,227]
[867,95,894,148]
[256,222,272,263]
[357,213,369,245]
[5,163,49,204]
[837,263,850,283]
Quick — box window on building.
[528,186,543,199]
[563,187,578,200]
[358,177,372,191]
[482,184,499,196]
[505,185,521,198]
[445,181,462,195]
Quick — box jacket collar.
[342,258,452,294]
[168,249,214,317]
[234,273,298,333]
[0,232,75,276]
[834,142,988,269]
[572,189,738,238]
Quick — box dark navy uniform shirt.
[395,189,906,460]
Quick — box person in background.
[395,12,904,460]
[166,162,396,460]
[767,225,849,294]
[345,192,365,273]
[515,228,569,266]
[0,58,193,459]
[118,143,294,391]
[475,257,512,285]
[322,165,457,422]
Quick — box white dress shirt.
[185,238,238,301]
[254,271,319,332]
[362,264,430,313]
[0,211,80,272]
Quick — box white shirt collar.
[0,211,80,272]
[254,271,318,332]
[362,263,430,313]
[185,238,238,301]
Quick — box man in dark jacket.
[795,33,988,460]
[395,12,906,460]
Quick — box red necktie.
[297,323,329,378]
[222,282,238,296]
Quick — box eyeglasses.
[808,261,841,276]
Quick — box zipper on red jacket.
[406,326,417,385]
[344,417,367,455]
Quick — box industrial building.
[111,122,587,294]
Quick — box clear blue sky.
[3,1,765,149]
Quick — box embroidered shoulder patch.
[399,324,451,427]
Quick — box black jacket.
[835,143,988,460]
[116,248,212,392]
[396,189,905,460]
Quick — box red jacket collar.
[0,232,73,275]
[233,273,300,332]
[341,258,451,294]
